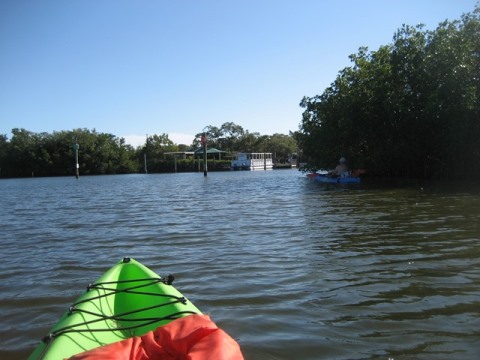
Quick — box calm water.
[1,171,479,359]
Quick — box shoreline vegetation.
[295,6,480,179]
[0,124,297,178]
[2,6,479,180]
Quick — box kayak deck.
[29,258,201,360]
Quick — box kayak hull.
[308,173,361,184]
[28,258,201,360]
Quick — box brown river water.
[1,171,479,359]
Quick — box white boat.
[231,153,273,170]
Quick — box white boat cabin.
[231,153,273,170]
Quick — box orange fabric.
[69,314,244,360]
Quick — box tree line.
[0,123,297,178]
[295,6,480,179]
[196,122,297,164]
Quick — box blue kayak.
[308,173,361,184]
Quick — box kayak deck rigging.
[42,276,198,345]
[29,258,204,360]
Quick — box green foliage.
[194,122,297,163]
[298,6,480,178]
[0,124,297,177]
[0,128,138,177]
[140,133,179,172]
[258,133,297,163]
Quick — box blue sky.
[0,0,476,147]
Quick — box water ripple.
[1,173,480,359]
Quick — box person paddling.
[328,157,349,177]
